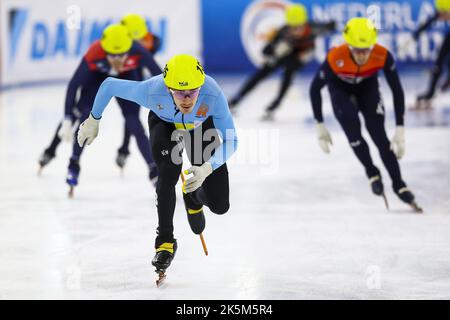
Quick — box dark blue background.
[201,0,448,73]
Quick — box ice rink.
[0,72,449,299]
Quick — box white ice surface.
[0,72,449,299]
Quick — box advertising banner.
[202,0,450,73]
[0,0,201,86]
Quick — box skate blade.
[408,102,433,111]
[260,115,274,122]
[38,166,43,177]
[410,202,423,213]
[68,186,74,198]
[155,270,166,287]
[408,105,426,112]
[200,233,208,256]
[382,193,390,211]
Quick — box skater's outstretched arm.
[91,77,151,119]
[383,52,405,126]
[383,51,407,159]
[78,78,152,147]
[209,89,238,170]
[64,60,91,120]
[309,61,333,153]
[309,61,329,123]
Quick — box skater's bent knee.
[209,201,229,215]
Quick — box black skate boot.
[411,95,432,111]
[38,149,55,175]
[149,163,159,188]
[395,187,423,213]
[228,97,240,115]
[369,175,384,195]
[260,109,275,121]
[228,97,239,109]
[115,150,129,169]
[369,175,389,209]
[152,238,177,286]
[152,240,178,270]
[182,186,205,234]
[66,159,80,198]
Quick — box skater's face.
[106,53,128,73]
[169,87,201,114]
[349,46,372,66]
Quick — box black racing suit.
[148,112,230,245]
[413,12,450,100]
[309,46,408,192]
[230,21,335,113]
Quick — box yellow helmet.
[121,14,148,40]
[343,17,378,49]
[100,24,132,54]
[435,0,450,12]
[285,3,308,27]
[163,54,205,90]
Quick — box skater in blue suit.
[77,54,238,276]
